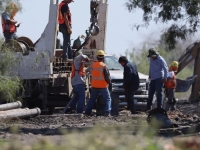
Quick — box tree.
[125,0,200,50]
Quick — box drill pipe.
[0,107,41,119]
[0,101,22,111]
[0,108,24,114]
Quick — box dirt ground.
[0,100,200,144]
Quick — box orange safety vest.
[71,61,85,78]
[1,13,16,33]
[91,62,108,88]
[165,74,177,89]
[58,1,72,25]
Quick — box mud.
[0,101,200,144]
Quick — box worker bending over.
[70,50,90,113]
[164,61,179,111]
[85,50,112,116]
[118,56,139,114]
[1,2,20,42]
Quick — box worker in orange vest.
[85,50,112,116]
[70,50,90,113]
[58,0,73,61]
[1,2,20,42]
[164,61,179,111]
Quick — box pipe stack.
[53,57,72,74]
[0,101,41,119]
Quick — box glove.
[67,28,72,34]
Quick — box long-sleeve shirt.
[71,54,88,86]
[123,61,139,90]
[149,55,168,80]
[2,12,12,31]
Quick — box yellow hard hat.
[97,50,105,56]
[171,61,179,68]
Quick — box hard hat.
[171,61,179,68]
[97,50,105,56]
[169,61,179,72]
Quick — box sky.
[13,0,162,57]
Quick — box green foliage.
[0,0,22,102]
[125,0,200,50]
[0,76,21,102]
[0,40,22,102]
[0,127,167,150]
[0,125,194,150]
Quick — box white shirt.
[167,71,175,79]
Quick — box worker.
[70,50,90,113]
[1,2,20,42]
[146,48,168,111]
[118,56,139,114]
[85,50,112,116]
[164,61,179,111]
[58,0,74,61]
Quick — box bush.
[0,39,22,102]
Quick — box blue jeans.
[70,84,85,113]
[146,78,163,110]
[3,32,18,42]
[59,27,72,59]
[85,88,111,115]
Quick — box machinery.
[6,0,150,114]
[82,0,150,111]
[176,41,200,101]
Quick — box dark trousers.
[125,89,136,114]
[146,78,163,110]
[59,27,72,59]
[3,32,18,42]
[164,88,176,111]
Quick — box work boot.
[104,113,111,117]
[170,104,176,111]
[70,110,77,114]
[164,102,171,112]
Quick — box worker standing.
[1,2,20,42]
[85,50,112,116]
[164,61,179,111]
[58,0,73,61]
[70,50,90,113]
[146,48,168,111]
[118,56,139,114]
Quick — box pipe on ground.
[0,108,23,114]
[0,108,41,119]
[0,101,22,111]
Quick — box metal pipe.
[0,101,22,111]
[0,108,41,119]
[0,108,25,114]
